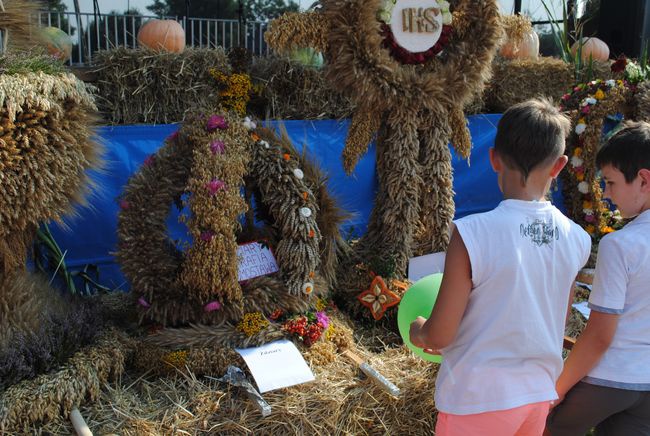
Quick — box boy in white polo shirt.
[547,121,650,435]
[410,98,591,436]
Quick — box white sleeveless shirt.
[434,200,591,415]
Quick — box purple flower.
[200,231,214,242]
[316,311,329,329]
[206,179,226,195]
[167,131,179,142]
[143,155,155,166]
[204,301,222,312]
[561,93,570,101]
[119,199,130,210]
[138,296,151,308]
[585,214,596,223]
[581,105,591,115]
[206,115,229,131]
[210,140,226,154]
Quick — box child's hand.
[409,316,428,348]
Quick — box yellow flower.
[237,312,269,336]
[600,226,615,234]
[594,89,605,100]
[578,118,586,125]
[162,350,188,368]
[315,298,327,312]
[583,200,593,209]
[585,225,596,235]
[574,147,583,157]
[576,173,585,181]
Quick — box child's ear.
[549,155,569,178]
[638,168,650,192]
[489,148,501,172]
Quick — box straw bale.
[250,56,354,120]
[485,57,574,112]
[485,58,619,113]
[92,47,230,124]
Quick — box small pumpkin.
[137,19,185,53]
[40,26,73,60]
[571,37,609,62]
[500,29,539,60]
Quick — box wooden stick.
[343,350,401,397]
[70,408,93,436]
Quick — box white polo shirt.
[585,209,650,390]
[434,199,591,415]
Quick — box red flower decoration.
[357,276,401,320]
[611,56,627,73]
[380,23,453,65]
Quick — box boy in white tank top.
[410,98,591,436]
[546,121,650,435]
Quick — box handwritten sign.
[235,339,315,393]
[391,0,443,52]
[237,242,279,282]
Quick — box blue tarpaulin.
[47,114,561,290]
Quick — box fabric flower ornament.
[606,79,616,88]
[260,140,270,149]
[300,207,312,218]
[575,123,587,135]
[581,106,591,115]
[583,208,594,216]
[200,231,214,242]
[293,168,304,179]
[243,116,257,130]
[586,97,597,105]
[207,179,226,195]
[119,199,130,210]
[302,282,315,295]
[594,89,605,100]
[204,301,222,312]
[578,181,590,194]
[585,214,596,223]
[357,276,401,320]
[210,140,225,154]
[571,156,584,167]
[206,115,229,131]
[144,155,155,166]
[138,296,151,308]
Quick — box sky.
[61,0,569,19]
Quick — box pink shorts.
[436,401,551,436]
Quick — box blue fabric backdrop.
[47,114,562,290]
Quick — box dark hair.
[494,98,570,181]
[596,121,650,183]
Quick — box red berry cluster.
[283,316,325,347]
[380,23,453,65]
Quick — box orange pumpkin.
[137,19,185,53]
[499,29,539,60]
[571,37,609,62]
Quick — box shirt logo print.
[520,219,559,246]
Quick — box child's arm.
[409,228,472,351]
[554,311,619,403]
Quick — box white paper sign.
[408,251,446,282]
[235,339,315,393]
[572,301,591,320]
[237,242,279,282]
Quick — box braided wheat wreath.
[117,111,346,327]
